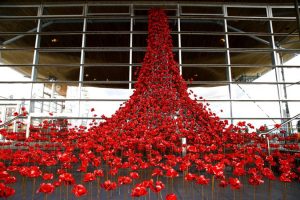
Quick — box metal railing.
[259,112,300,155]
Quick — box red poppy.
[248,175,264,186]
[196,175,210,185]
[151,168,163,177]
[165,168,178,178]
[166,193,177,200]
[37,183,55,194]
[42,173,54,180]
[72,184,87,197]
[279,173,292,183]
[101,180,117,191]
[229,178,242,190]
[0,183,15,198]
[150,180,165,193]
[131,185,147,197]
[130,172,140,179]
[262,168,276,180]
[185,173,196,181]
[219,179,228,188]
[59,173,75,185]
[94,169,104,177]
[83,172,96,182]
[26,166,42,178]
[4,176,16,184]
[118,176,132,185]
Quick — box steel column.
[129,4,133,89]
[177,4,183,75]
[267,6,284,121]
[78,4,87,118]
[223,5,233,124]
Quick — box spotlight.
[51,38,58,43]
[220,38,225,44]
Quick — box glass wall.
[0,2,299,134]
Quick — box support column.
[177,4,183,75]
[27,4,43,138]
[223,5,233,124]
[78,4,87,120]
[129,4,133,90]
[267,6,284,121]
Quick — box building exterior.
[0,0,300,135]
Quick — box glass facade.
[0,2,299,135]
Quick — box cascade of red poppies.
[0,8,299,200]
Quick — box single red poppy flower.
[196,175,210,185]
[72,184,87,197]
[0,183,15,198]
[37,183,55,194]
[42,173,54,181]
[165,168,178,178]
[83,173,96,182]
[130,172,140,179]
[131,186,147,197]
[101,180,117,191]
[94,169,104,177]
[229,178,242,190]
[59,173,75,185]
[150,180,165,193]
[166,193,177,200]
[118,176,132,185]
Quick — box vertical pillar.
[78,4,87,120]
[267,6,283,121]
[26,4,43,137]
[223,5,233,124]
[129,4,133,90]
[295,0,300,39]
[29,4,43,113]
[177,4,183,75]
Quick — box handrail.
[259,112,300,136]
[0,114,22,128]
[259,112,300,155]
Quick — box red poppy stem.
[60,185,62,200]
[90,182,93,200]
[192,182,194,200]
[32,178,36,200]
[268,180,272,200]
[97,177,100,199]
[211,175,215,200]
[201,185,204,200]
[171,178,174,194]
[253,186,256,200]
[233,190,236,200]
[66,184,69,200]
[22,177,25,200]
[283,182,287,200]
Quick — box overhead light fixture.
[51,38,58,43]
[220,38,225,44]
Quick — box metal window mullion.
[129,4,133,90]
[267,6,283,120]
[29,5,43,112]
[78,4,87,117]
[223,5,233,124]
[177,4,183,75]
[26,4,43,138]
